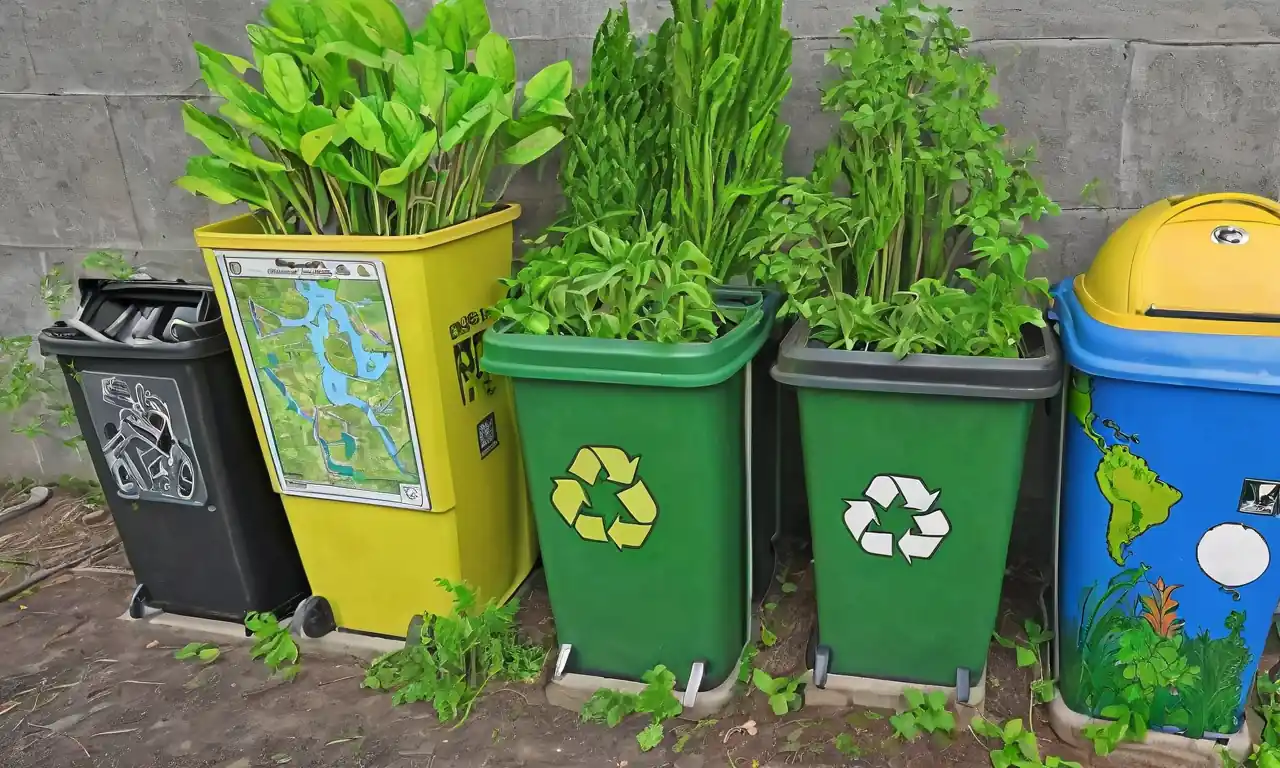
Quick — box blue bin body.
[1055,281,1280,738]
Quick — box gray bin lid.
[771,320,1062,400]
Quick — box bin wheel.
[813,645,831,690]
[289,596,336,639]
[955,667,972,705]
[127,583,151,620]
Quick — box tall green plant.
[755,0,1058,358]
[179,0,572,237]
[668,0,792,281]
[494,0,792,343]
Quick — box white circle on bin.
[1197,523,1270,588]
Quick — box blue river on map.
[256,279,407,477]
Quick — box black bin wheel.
[289,596,336,639]
[127,583,151,619]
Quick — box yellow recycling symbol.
[551,446,658,549]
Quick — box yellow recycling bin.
[194,205,535,638]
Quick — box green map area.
[1069,373,1181,564]
[230,275,420,496]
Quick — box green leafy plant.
[494,0,792,344]
[971,716,1082,768]
[833,732,863,758]
[174,642,221,664]
[363,579,546,724]
[994,618,1056,727]
[753,0,1057,358]
[1220,673,1280,767]
[890,688,956,741]
[246,611,301,680]
[179,0,571,237]
[2,251,133,471]
[751,667,803,715]
[493,224,724,342]
[581,664,683,752]
[736,642,759,685]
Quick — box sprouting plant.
[1223,673,1280,767]
[581,664,684,752]
[179,0,572,237]
[994,618,1056,728]
[751,668,803,716]
[737,643,760,686]
[833,732,863,758]
[39,266,74,317]
[760,620,777,648]
[890,688,956,741]
[81,250,139,280]
[363,579,547,724]
[672,718,718,753]
[1140,578,1183,637]
[971,717,1082,768]
[174,642,221,664]
[245,611,301,681]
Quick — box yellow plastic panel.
[1076,193,1280,336]
[195,206,535,637]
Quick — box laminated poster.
[216,251,429,510]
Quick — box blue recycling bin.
[1054,193,1280,742]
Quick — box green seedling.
[581,664,683,752]
[751,667,803,716]
[364,579,546,725]
[834,732,862,758]
[174,642,221,664]
[737,643,760,686]
[672,718,717,753]
[994,618,1056,728]
[760,621,777,648]
[1219,673,1280,767]
[890,688,956,741]
[971,716,1082,768]
[246,611,300,681]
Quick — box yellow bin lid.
[1075,192,1280,336]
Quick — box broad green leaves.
[756,0,1058,358]
[245,611,301,681]
[178,0,572,236]
[581,664,683,752]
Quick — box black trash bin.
[38,279,309,622]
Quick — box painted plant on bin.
[178,0,572,236]
[491,0,792,343]
[752,0,1059,358]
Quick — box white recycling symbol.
[843,474,950,564]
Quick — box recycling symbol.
[551,446,658,550]
[843,474,950,564]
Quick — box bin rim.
[193,203,521,253]
[1053,279,1280,394]
[37,280,229,361]
[770,318,1061,400]
[480,287,779,389]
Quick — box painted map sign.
[215,252,428,510]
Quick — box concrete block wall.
[1,0,1278,496]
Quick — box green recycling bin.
[481,289,775,698]
[773,321,1061,702]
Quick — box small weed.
[246,611,300,681]
[672,718,717,753]
[994,618,1056,727]
[1220,672,1280,767]
[581,664,683,752]
[971,716,1082,768]
[777,724,824,762]
[760,622,778,647]
[781,581,797,594]
[833,732,862,758]
[890,688,956,741]
[82,250,140,280]
[751,668,804,715]
[737,644,760,685]
[174,642,220,664]
[363,579,546,724]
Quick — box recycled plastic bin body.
[1055,193,1280,739]
[481,290,776,690]
[38,279,309,621]
[773,321,1060,691]
[194,206,535,637]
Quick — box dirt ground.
[0,497,1164,767]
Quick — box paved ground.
[0,499,1153,767]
